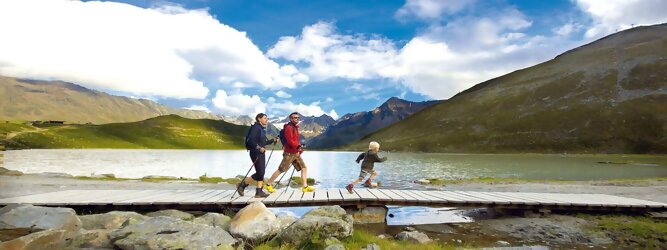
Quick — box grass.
[1,115,248,149]
[198,174,241,184]
[254,229,455,250]
[580,214,667,249]
[290,177,316,186]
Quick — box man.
[264,112,316,193]
[236,113,277,198]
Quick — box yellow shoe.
[301,186,316,192]
[264,183,275,193]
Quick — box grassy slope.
[1,115,247,149]
[345,24,667,154]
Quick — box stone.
[496,240,511,246]
[193,212,231,230]
[0,205,81,238]
[377,234,392,239]
[324,243,346,250]
[346,206,387,224]
[146,209,194,221]
[228,202,278,242]
[67,229,113,248]
[403,226,416,232]
[276,206,353,246]
[324,236,341,245]
[395,231,432,244]
[90,173,116,178]
[275,214,298,231]
[80,211,149,230]
[37,172,73,178]
[363,243,381,250]
[109,216,236,249]
[0,167,23,176]
[0,229,67,249]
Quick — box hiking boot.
[363,179,372,187]
[264,183,275,193]
[255,188,269,198]
[301,186,316,192]
[345,184,354,194]
[236,182,248,196]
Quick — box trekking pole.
[282,165,297,194]
[231,156,260,199]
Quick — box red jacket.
[283,122,300,154]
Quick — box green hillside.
[0,115,247,149]
[345,24,667,154]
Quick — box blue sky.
[1,0,666,119]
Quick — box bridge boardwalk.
[1,189,665,212]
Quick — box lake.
[4,149,667,189]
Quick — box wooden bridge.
[1,188,665,213]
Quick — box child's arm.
[372,152,387,162]
[355,153,365,163]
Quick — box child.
[345,141,387,194]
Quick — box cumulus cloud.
[575,0,667,39]
[212,90,267,116]
[276,90,292,98]
[0,0,305,99]
[267,99,339,119]
[395,0,475,20]
[185,105,211,113]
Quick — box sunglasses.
[290,116,300,119]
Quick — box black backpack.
[278,123,296,146]
[244,125,254,150]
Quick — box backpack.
[244,125,254,150]
[278,123,296,146]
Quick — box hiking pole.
[231,156,260,199]
[282,165,297,194]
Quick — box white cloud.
[575,0,667,39]
[267,99,339,119]
[185,105,211,113]
[276,90,292,98]
[325,97,334,102]
[553,22,584,37]
[212,90,267,116]
[395,0,475,21]
[0,0,305,99]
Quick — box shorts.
[278,152,306,172]
[357,168,376,181]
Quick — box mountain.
[221,115,254,126]
[346,24,667,154]
[307,97,439,149]
[1,115,247,149]
[0,76,219,124]
[274,114,336,141]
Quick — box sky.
[1,0,666,119]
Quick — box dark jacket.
[355,150,387,170]
[248,122,275,152]
[283,122,300,154]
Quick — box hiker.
[236,113,277,198]
[264,112,316,193]
[346,141,387,193]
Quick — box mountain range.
[345,23,667,154]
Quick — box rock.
[275,214,298,231]
[324,236,341,245]
[37,172,72,178]
[346,206,387,224]
[276,206,353,246]
[146,209,194,221]
[324,243,346,250]
[109,216,236,249]
[363,243,381,250]
[0,167,23,176]
[67,229,113,248]
[395,231,432,244]
[228,202,278,241]
[403,226,416,232]
[415,179,431,184]
[496,240,511,246]
[0,229,67,249]
[90,173,116,178]
[193,212,231,230]
[80,211,149,230]
[377,234,392,239]
[0,205,81,238]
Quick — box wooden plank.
[153,190,209,204]
[340,187,360,202]
[542,193,603,207]
[354,189,378,201]
[174,190,217,203]
[231,190,256,205]
[288,190,305,204]
[312,189,329,203]
[0,190,80,205]
[274,189,295,204]
[377,189,408,202]
[96,190,162,205]
[459,191,511,205]
[204,190,235,203]
[481,192,540,206]
[51,190,130,205]
[434,191,476,203]
[327,189,344,202]
[367,189,392,201]
[175,190,221,204]
[404,190,440,202]
[595,194,667,208]
[451,191,496,204]
[262,190,284,204]
[122,190,191,205]
[509,192,571,206]
[300,190,315,203]
[425,191,469,203]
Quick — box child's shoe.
[345,184,354,194]
[363,179,372,187]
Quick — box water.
[4,149,667,189]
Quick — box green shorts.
[357,168,376,181]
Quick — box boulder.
[324,243,346,250]
[0,229,67,249]
[193,212,231,230]
[0,205,81,237]
[67,229,113,248]
[395,231,432,244]
[146,209,194,221]
[363,243,381,250]
[109,216,236,249]
[276,206,353,246]
[275,214,298,231]
[228,202,278,241]
[346,206,387,224]
[80,211,149,230]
